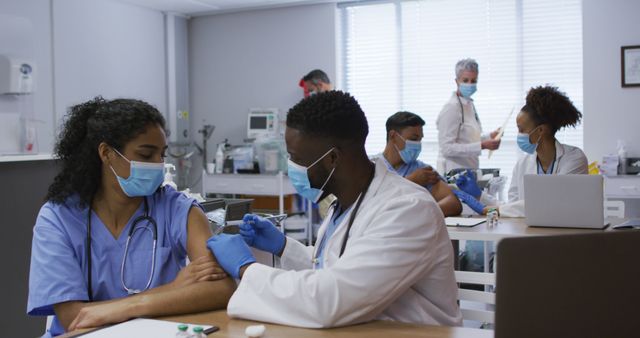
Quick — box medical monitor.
[247,108,278,139]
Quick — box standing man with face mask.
[436,58,501,174]
[376,111,462,217]
[206,91,462,328]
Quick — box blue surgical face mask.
[458,83,477,98]
[394,134,422,164]
[517,127,540,154]
[287,148,335,203]
[110,148,164,197]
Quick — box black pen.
[203,326,220,335]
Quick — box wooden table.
[61,310,493,338]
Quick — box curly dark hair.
[46,97,166,207]
[286,91,368,146]
[521,85,582,134]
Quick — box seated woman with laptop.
[455,85,588,217]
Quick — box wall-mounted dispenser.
[0,55,35,94]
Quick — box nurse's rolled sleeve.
[27,204,88,316]
[163,186,201,256]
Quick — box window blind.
[340,0,583,188]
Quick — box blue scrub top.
[314,203,352,269]
[27,186,198,337]
[377,154,444,191]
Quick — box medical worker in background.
[376,111,462,217]
[437,58,501,174]
[455,85,588,217]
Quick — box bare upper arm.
[186,206,214,260]
[430,180,454,201]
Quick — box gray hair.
[455,58,479,78]
[302,69,331,84]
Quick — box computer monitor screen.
[250,116,267,129]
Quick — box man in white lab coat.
[207,91,462,328]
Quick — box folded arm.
[57,207,235,331]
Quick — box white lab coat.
[227,158,462,328]
[480,140,588,217]
[436,92,488,174]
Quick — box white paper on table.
[445,217,486,227]
[74,318,214,338]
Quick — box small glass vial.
[486,208,499,228]
[175,324,189,338]
[192,326,206,338]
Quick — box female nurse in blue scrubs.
[27,97,235,336]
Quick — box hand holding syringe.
[213,213,288,236]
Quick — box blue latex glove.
[453,189,486,215]
[207,234,256,279]
[238,214,286,255]
[456,170,482,199]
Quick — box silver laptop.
[524,174,607,229]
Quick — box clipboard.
[445,217,486,227]
[488,106,515,159]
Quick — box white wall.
[583,0,640,162]
[0,0,55,154]
[1,1,174,336]
[52,0,168,128]
[189,3,336,157]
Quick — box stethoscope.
[456,95,480,142]
[537,158,556,175]
[312,163,375,268]
[86,197,158,301]
[536,147,561,175]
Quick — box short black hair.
[385,111,425,141]
[521,85,582,134]
[46,97,166,207]
[286,91,368,146]
[302,69,331,84]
